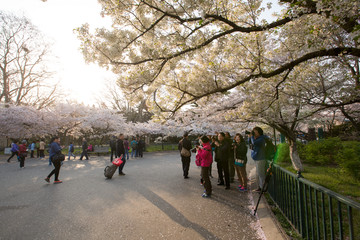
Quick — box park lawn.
[146,144,178,152]
[278,163,360,202]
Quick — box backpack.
[70,145,74,152]
[265,138,276,161]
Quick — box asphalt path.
[0,152,265,240]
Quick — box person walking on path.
[116,134,126,175]
[234,134,248,192]
[39,139,45,159]
[109,136,117,162]
[178,132,192,179]
[130,138,138,158]
[68,142,76,160]
[7,141,19,162]
[250,127,267,193]
[30,142,36,158]
[80,138,89,160]
[215,132,231,189]
[18,140,28,168]
[123,138,130,160]
[196,136,213,198]
[44,136,63,184]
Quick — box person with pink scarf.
[196,136,213,198]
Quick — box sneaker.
[202,193,211,198]
[54,180,62,184]
[217,182,224,186]
[44,178,50,183]
[119,172,126,176]
[238,187,248,192]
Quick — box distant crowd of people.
[178,127,275,198]
[6,135,146,183]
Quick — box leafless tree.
[0,11,59,109]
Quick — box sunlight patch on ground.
[74,164,86,169]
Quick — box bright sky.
[0,0,282,106]
[0,0,115,105]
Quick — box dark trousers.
[39,150,45,158]
[48,159,61,181]
[118,157,126,173]
[19,156,25,168]
[217,159,230,187]
[80,150,89,160]
[110,148,116,162]
[37,149,40,158]
[201,167,212,195]
[229,157,235,181]
[138,149,143,158]
[31,150,34,158]
[181,156,191,177]
[7,152,18,162]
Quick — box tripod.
[253,161,274,216]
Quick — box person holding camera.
[250,127,267,193]
[215,132,231,189]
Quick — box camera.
[245,130,250,135]
[191,144,199,153]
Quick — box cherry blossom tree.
[0,104,55,139]
[76,0,359,115]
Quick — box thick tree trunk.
[288,139,304,172]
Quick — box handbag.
[52,153,65,163]
[180,147,191,157]
[235,158,245,166]
[112,155,123,166]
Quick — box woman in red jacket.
[18,140,28,168]
[196,136,213,198]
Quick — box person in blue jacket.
[44,136,63,184]
[7,141,19,162]
[250,127,267,193]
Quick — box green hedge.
[275,138,360,180]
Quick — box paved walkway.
[0,152,284,240]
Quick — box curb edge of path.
[249,168,289,240]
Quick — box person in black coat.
[116,134,126,175]
[80,138,89,160]
[215,132,231,189]
[178,132,192,179]
[109,135,117,162]
[137,138,144,158]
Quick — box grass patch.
[278,162,360,202]
[146,144,178,152]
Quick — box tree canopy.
[76,0,359,113]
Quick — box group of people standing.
[110,135,145,161]
[179,126,271,198]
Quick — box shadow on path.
[139,186,219,239]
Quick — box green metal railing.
[267,162,360,240]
